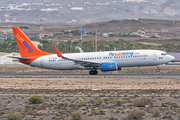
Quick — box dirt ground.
[1,65,180,119]
[0,77,180,91]
[0,77,180,120]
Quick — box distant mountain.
[0,0,180,23]
[160,0,179,8]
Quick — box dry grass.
[127,109,145,119]
[71,112,82,120]
[152,108,160,117]
[7,111,21,120]
[133,96,152,107]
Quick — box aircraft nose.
[168,55,175,62]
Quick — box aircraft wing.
[65,58,100,67]
[8,56,31,60]
[53,46,100,67]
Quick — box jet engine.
[100,62,121,71]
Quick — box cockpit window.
[161,53,167,55]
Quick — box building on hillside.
[0,53,13,64]
[44,33,54,38]
[71,7,84,10]
[31,41,42,48]
[0,52,21,64]
[102,33,109,37]
[0,38,4,42]
[137,30,145,36]
[0,26,12,34]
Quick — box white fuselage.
[29,50,174,70]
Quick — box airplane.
[78,47,84,53]
[11,27,175,75]
[75,46,84,53]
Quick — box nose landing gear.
[89,69,98,75]
[157,67,160,72]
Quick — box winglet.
[53,46,65,58]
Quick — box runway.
[1,73,180,78]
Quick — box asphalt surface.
[0,73,180,78]
[0,94,174,97]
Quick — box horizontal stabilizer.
[8,56,31,60]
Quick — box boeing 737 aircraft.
[11,27,175,75]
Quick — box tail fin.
[12,27,52,58]
[78,47,84,53]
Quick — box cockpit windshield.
[161,53,167,55]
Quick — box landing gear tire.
[89,70,98,75]
[89,71,93,75]
[157,69,160,72]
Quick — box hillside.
[84,18,180,33]
[0,0,180,23]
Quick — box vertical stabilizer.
[12,27,52,58]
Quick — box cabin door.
[153,52,157,60]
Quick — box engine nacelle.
[100,62,121,71]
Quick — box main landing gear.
[89,69,98,75]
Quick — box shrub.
[58,102,64,106]
[58,100,70,106]
[27,94,44,104]
[71,112,82,120]
[94,98,103,105]
[133,96,152,107]
[98,109,105,115]
[153,108,160,117]
[77,98,85,107]
[116,99,124,106]
[7,111,21,120]
[127,109,145,119]
[64,100,70,106]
